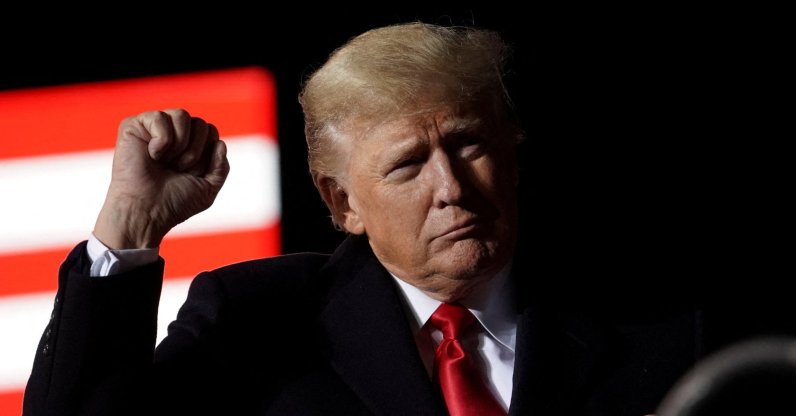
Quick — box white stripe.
[156,278,194,345]
[0,135,280,255]
[0,278,194,391]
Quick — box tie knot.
[430,303,477,340]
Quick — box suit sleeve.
[23,241,164,416]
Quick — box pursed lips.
[435,216,482,240]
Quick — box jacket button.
[42,344,50,356]
[44,327,52,340]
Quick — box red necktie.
[430,303,507,416]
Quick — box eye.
[458,135,487,160]
[386,157,423,180]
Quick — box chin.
[439,238,505,281]
[433,273,493,303]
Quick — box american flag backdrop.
[0,67,281,414]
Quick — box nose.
[429,151,466,208]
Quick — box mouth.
[437,217,483,240]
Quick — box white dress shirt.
[86,233,159,276]
[87,234,518,409]
[390,265,517,411]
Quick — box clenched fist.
[93,109,230,249]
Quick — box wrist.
[93,197,167,249]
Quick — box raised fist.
[93,109,230,249]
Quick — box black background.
[1,7,787,308]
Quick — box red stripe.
[0,391,22,416]
[0,67,276,160]
[160,224,281,278]
[0,225,280,297]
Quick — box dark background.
[1,7,787,310]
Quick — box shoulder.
[211,252,331,279]
[179,235,375,315]
[198,252,332,298]
[163,252,334,333]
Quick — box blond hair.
[299,22,518,181]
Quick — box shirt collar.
[390,261,517,351]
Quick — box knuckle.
[154,111,170,122]
[118,117,145,140]
[181,151,196,163]
[143,111,170,132]
[118,116,137,131]
[166,108,191,126]
[140,110,167,122]
[165,108,189,118]
[191,117,208,130]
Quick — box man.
[24,23,701,416]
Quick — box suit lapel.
[318,236,445,416]
[508,305,600,414]
[317,235,610,415]
[508,264,610,415]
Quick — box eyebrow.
[381,139,425,168]
[444,116,483,134]
[380,117,485,167]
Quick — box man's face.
[336,104,518,301]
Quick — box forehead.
[352,104,491,143]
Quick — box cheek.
[369,187,429,234]
[472,159,502,191]
[481,153,516,190]
[350,183,399,226]
[379,189,418,221]
[354,185,391,216]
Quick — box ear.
[314,174,366,235]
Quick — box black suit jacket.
[24,234,701,415]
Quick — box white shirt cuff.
[87,233,160,277]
